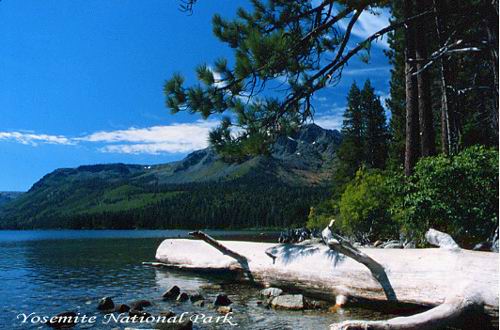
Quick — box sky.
[0,0,391,191]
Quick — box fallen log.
[154,232,498,317]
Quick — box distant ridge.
[0,124,341,229]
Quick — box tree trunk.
[153,237,499,315]
[432,0,454,155]
[414,0,436,157]
[404,0,420,176]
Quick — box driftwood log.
[154,226,498,328]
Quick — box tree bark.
[432,0,455,155]
[404,0,420,176]
[154,236,499,315]
[414,0,436,157]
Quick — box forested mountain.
[0,192,23,208]
[0,124,341,229]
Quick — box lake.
[0,230,396,329]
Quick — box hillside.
[0,124,341,229]
[0,192,23,208]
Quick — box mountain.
[0,124,341,229]
[0,192,23,208]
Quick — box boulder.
[270,294,304,310]
[97,297,114,311]
[130,300,152,311]
[176,292,189,302]
[46,311,77,329]
[114,304,130,313]
[162,286,181,300]
[260,287,283,298]
[214,294,232,306]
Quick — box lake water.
[0,230,405,329]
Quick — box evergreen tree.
[361,80,389,169]
[337,83,364,178]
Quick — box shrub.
[338,167,398,241]
[397,146,498,246]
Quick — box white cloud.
[343,66,392,76]
[0,120,219,155]
[312,114,344,131]
[338,7,391,48]
[0,131,73,146]
[79,121,218,154]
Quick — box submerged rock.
[270,294,304,310]
[130,300,152,310]
[260,287,283,298]
[214,294,232,306]
[199,283,222,291]
[155,319,193,330]
[304,297,329,309]
[192,300,205,307]
[97,297,114,311]
[162,286,181,300]
[189,293,204,303]
[128,309,151,318]
[114,304,131,313]
[46,311,77,329]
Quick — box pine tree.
[337,83,364,177]
[361,80,389,169]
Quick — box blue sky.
[0,1,391,191]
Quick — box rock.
[130,300,152,311]
[214,294,232,306]
[192,300,205,307]
[270,294,304,310]
[128,309,151,318]
[216,306,232,314]
[155,320,193,330]
[97,297,114,311]
[473,242,491,251]
[114,304,130,313]
[189,293,204,303]
[162,286,181,300]
[404,241,416,249]
[176,292,189,302]
[46,311,77,328]
[304,297,329,309]
[260,287,283,298]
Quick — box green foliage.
[338,167,397,241]
[165,1,389,159]
[395,146,499,245]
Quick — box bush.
[338,168,398,241]
[397,146,498,246]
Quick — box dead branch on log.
[321,220,397,301]
[189,231,254,281]
[330,296,484,330]
[189,231,248,262]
